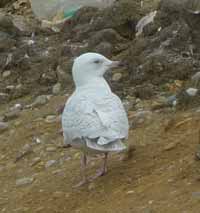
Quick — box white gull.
[62,52,129,187]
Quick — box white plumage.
[61,52,129,186]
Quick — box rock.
[143,208,154,213]
[45,115,60,123]
[0,12,20,36]
[166,95,177,106]
[46,147,57,152]
[0,0,10,7]
[186,88,198,97]
[0,122,9,133]
[88,183,96,191]
[0,93,9,104]
[130,110,152,128]
[52,83,61,95]
[15,144,33,163]
[4,109,20,121]
[12,15,31,32]
[2,70,11,78]
[16,177,34,186]
[56,63,72,87]
[0,32,16,50]
[191,72,200,85]
[45,160,56,168]
[53,191,65,198]
[133,84,155,99]
[30,157,41,167]
[0,116,5,122]
[126,190,135,194]
[94,41,113,57]
[112,73,123,82]
[89,28,125,47]
[136,11,157,37]
[192,192,200,199]
[10,103,23,111]
[195,144,200,161]
[123,97,136,112]
[163,142,178,151]
[31,95,48,108]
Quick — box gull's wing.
[62,90,129,146]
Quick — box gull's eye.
[94,59,101,64]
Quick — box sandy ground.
[0,95,200,213]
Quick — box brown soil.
[0,95,200,213]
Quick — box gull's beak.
[108,61,127,69]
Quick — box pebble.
[163,142,177,151]
[88,183,96,191]
[10,103,23,111]
[143,208,154,213]
[191,72,200,82]
[45,160,56,168]
[52,83,62,95]
[186,88,198,97]
[0,122,9,133]
[45,115,59,123]
[16,177,34,186]
[53,191,65,198]
[0,116,5,122]
[46,147,57,152]
[126,190,135,194]
[166,95,177,106]
[192,192,200,199]
[30,95,48,108]
[130,110,152,127]
[30,157,41,167]
[112,73,122,82]
[2,70,11,78]
[4,109,20,121]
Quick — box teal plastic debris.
[64,6,81,19]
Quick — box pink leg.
[89,153,108,181]
[73,153,88,188]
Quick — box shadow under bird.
[61,52,129,187]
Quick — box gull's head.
[72,52,121,87]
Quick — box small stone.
[148,200,154,205]
[0,116,5,122]
[88,182,95,191]
[16,177,34,186]
[45,115,57,123]
[2,70,11,78]
[126,190,135,194]
[6,85,15,91]
[74,152,81,159]
[195,144,200,161]
[0,122,9,133]
[30,157,41,167]
[186,88,198,97]
[31,95,48,108]
[46,147,57,152]
[53,191,64,198]
[10,103,23,111]
[52,83,62,95]
[112,73,122,82]
[166,95,177,106]
[143,208,154,213]
[45,160,56,168]
[191,72,200,82]
[4,109,20,121]
[163,142,178,151]
[192,192,200,199]
[129,110,152,128]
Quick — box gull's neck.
[74,76,111,91]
